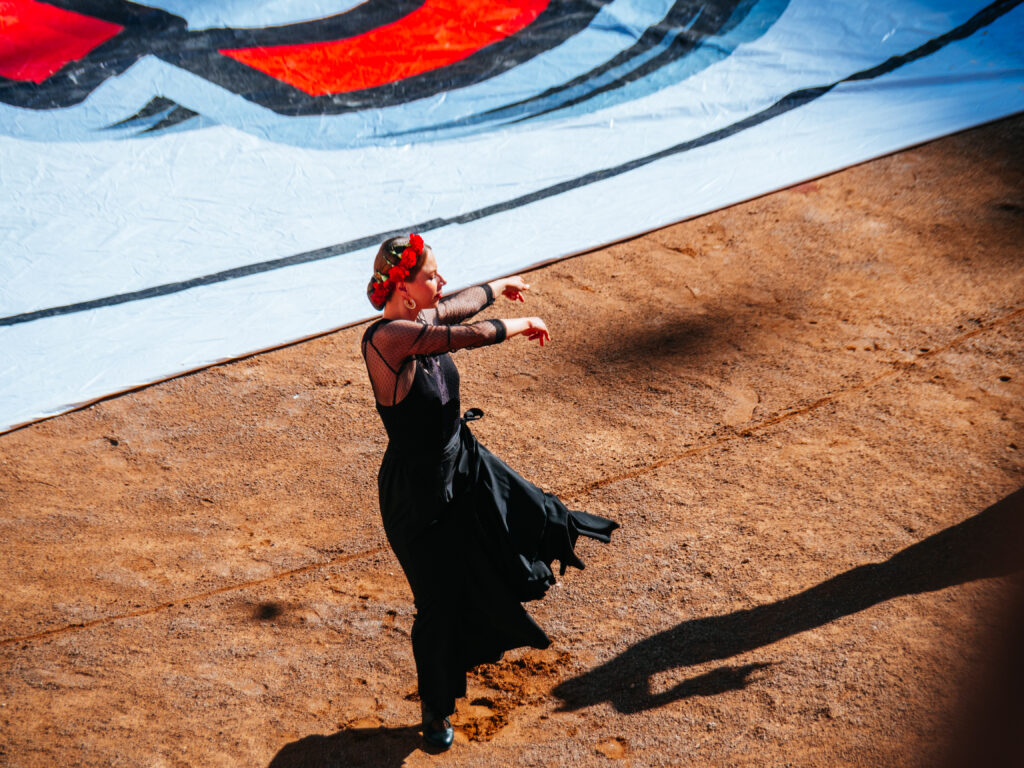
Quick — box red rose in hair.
[370,235,425,309]
[371,281,389,303]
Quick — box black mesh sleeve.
[361,317,505,405]
[434,284,495,324]
[486,318,507,343]
[396,317,502,356]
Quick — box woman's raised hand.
[493,280,548,345]
[505,316,550,347]
[524,325,550,346]
[495,275,530,302]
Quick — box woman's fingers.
[524,328,550,346]
[502,276,530,301]
[502,280,527,302]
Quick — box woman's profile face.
[404,247,446,309]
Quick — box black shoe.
[422,718,454,750]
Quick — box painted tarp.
[2,0,1022,432]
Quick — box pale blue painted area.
[182,0,685,145]
[0,0,1015,148]
[140,0,366,30]
[2,0,1024,429]
[0,0,714,145]
[389,0,785,140]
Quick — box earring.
[403,297,417,310]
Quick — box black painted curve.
[1,0,1018,328]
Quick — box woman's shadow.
[554,488,1024,714]
[266,724,422,768]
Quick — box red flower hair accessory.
[370,234,425,308]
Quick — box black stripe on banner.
[1,0,1018,329]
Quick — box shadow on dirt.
[554,488,1024,714]
[253,601,284,620]
[266,724,421,768]
[576,304,758,371]
[935,576,1024,768]
[585,310,731,364]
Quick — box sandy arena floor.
[1,115,1022,768]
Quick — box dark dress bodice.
[376,348,462,452]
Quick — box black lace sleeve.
[433,284,495,324]
[361,317,506,406]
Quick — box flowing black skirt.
[377,420,618,717]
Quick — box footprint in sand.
[457,697,508,742]
[596,736,630,759]
[720,384,760,427]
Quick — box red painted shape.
[0,0,122,83]
[220,0,549,96]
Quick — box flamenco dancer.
[360,234,618,750]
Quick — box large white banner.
[2,0,1023,432]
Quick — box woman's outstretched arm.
[500,316,551,346]
[370,313,550,372]
[434,276,531,324]
[370,318,507,366]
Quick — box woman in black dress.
[360,234,617,750]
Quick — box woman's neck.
[382,300,419,321]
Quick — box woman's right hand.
[498,275,530,302]
[505,317,550,346]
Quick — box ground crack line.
[6,307,1020,647]
[563,305,1024,500]
[0,547,387,647]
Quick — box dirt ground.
[1,115,1023,768]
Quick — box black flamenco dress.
[360,284,617,721]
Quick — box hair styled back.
[366,235,427,310]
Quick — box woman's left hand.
[497,275,529,303]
